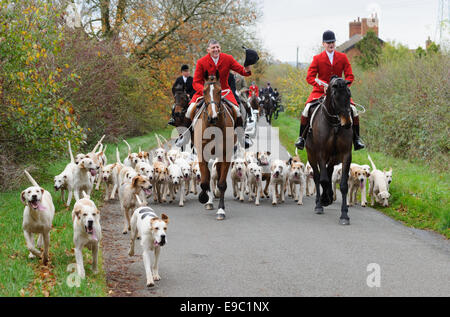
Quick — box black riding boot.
[295,123,307,150]
[168,106,176,126]
[352,124,365,151]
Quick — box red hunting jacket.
[249,84,259,97]
[305,50,354,104]
[191,53,251,105]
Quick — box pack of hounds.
[20,134,392,288]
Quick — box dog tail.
[97,143,103,154]
[24,170,40,187]
[139,146,142,153]
[155,134,163,149]
[367,154,377,171]
[116,147,122,164]
[68,141,75,164]
[158,134,168,147]
[135,194,143,206]
[82,191,90,199]
[123,139,131,155]
[92,135,106,153]
[295,147,298,157]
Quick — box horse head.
[203,70,222,125]
[173,84,189,123]
[327,76,352,128]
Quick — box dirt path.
[102,200,159,297]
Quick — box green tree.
[355,30,383,70]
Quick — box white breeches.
[302,102,358,117]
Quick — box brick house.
[337,14,384,60]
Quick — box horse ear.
[215,70,220,81]
[204,70,209,80]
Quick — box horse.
[305,76,353,225]
[172,84,190,127]
[249,95,260,121]
[262,92,274,124]
[193,70,236,220]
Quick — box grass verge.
[0,126,174,296]
[272,112,450,239]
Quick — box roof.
[336,34,363,53]
[337,34,385,53]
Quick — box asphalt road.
[102,118,450,297]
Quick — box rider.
[249,81,259,101]
[295,30,365,151]
[263,82,274,95]
[228,71,254,123]
[273,88,280,104]
[168,64,195,126]
[176,39,256,148]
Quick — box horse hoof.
[199,191,208,204]
[315,207,324,214]
[216,210,225,220]
[205,203,213,210]
[339,218,350,225]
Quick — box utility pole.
[435,0,448,43]
[296,46,299,69]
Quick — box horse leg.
[311,163,323,214]
[339,158,351,225]
[319,161,332,207]
[216,162,230,220]
[198,161,212,209]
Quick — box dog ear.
[20,191,27,205]
[41,188,45,194]
[231,162,235,168]
[389,167,392,173]
[287,157,292,166]
[267,151,271,156]
[74,208,81,220]
[161,213,169,224]
[132,176,140,187]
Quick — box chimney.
[362,14,379,36]
[349,17,362,38]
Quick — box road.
[101,118,450,297]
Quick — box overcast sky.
[256,0,443,62]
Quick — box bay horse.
[193,70,236,220]
[305,76,353,225]
[262,92,274,124]
[172,84,190,127]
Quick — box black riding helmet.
[322,30,336,43]
[242,46,259,67]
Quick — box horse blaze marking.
[210,84,217,118]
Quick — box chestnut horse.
[305,76,353,225]
[193,71,237,220]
